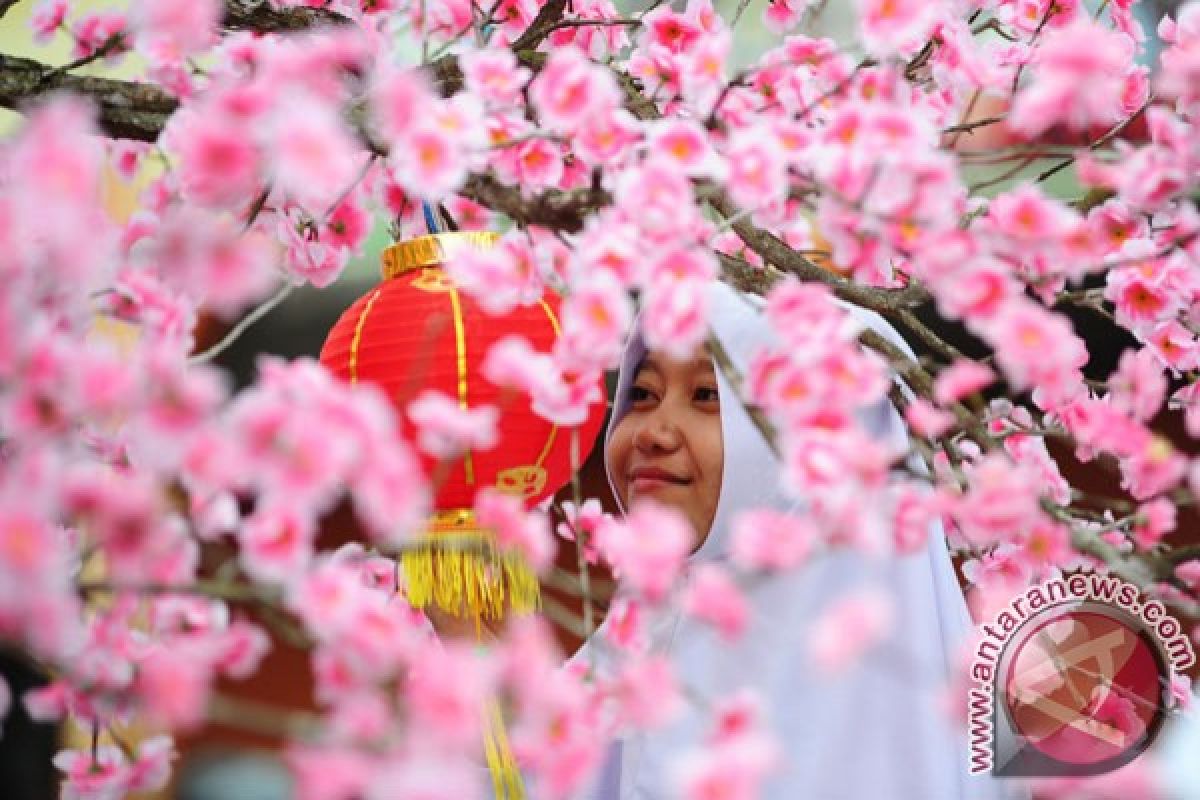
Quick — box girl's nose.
[632,409,681,452]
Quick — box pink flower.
[238,503,316,584]
[596,502,693,602]
[730,509,814,571]
[808,588,894,672]
[277,210,350,288]
[614,162,697,240]
[370,66,435,144]
[1169,382,1200,438]
[30,0,68,43]
[978,300,1087,399]
[1144,319,1199,372]
[952,454,1045,548]
[682,564,748,641]
[406,389,498,459]
[443,235,543,315]
[322,194,371,253]
[269,96,364,212]
[555,271,633,372]
[724,126,787,211]
[70,11,128,62]
[640,278,710,362]
[934,360,995,406]
[905,398,956,438]
[55,744,133,800]
[673,691,780,800]
[574,107,642,169]
[474,488,554,571]
[136,648,210,728]
[1109,347,1167,421]
[130,0,220,57]
[1132,497,1176,551]
[1008,21,1138,136]
[404,641,492,747]
[764,0,811,34]
[609,656,683,728]
[461,48,530,106]
[647,119,722,178]
[641,6,703,54]
[856,0,939,58]
[529,47,621,135]
[512,137,565,193]
[1120,435,1188,500]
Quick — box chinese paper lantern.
[319,231,606,621]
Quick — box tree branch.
[220,0,352,32]
[0,53,177,142]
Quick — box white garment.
[574,281,1026,800]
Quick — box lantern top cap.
[381,231,500,280]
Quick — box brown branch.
[509,0,570,52]
[0,53,177,142]
[459,172,610,232]
[220,0,352,32]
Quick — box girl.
[575,280,1025,800]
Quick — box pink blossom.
[461,48,530,106]
[574,107,642,168]
[641,6,703,54]
[640,279,710,362]
[1169,382,1200,438]
[277,209,351,288]
[1144,319,1199,372]
[764,0,811,34]
[905,399,955,439]
[130,0,220,57]
[1109,347,1167,421]
[406,389,498,459]
[404,641,492,747]
[856,0,939,58]
[596,502,693,602]
[555,498,607,564]
[647,119,722,178]
[30,0,67,43]
[724,126,787,211]
[370,66,436,144]
[555,271,633,372]
[808,588,894,672]
[1132,497,1176,551]
[608,656,683,728]
[614,162,697,240]
[512,137,566,193]
[474,488,554,571]
[269,97,364,212]
[529,47,621,135]
[1120,435,1188,500]
[548,0,631,58]
[443,235,543,315]
[978,300,1088,399]
[682,564,749,641]
[1008,21,1138,136]
[70,11,128,62]
[238,503,317,584]
[952,454,1046,548]
[730,509,814,571]
[934,360,995,406]
[55,744,133,800]
[673,691,780,800]
[136,648,210,728]
[322,194,371,253]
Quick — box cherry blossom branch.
[220,0,353,32]
[188,283,295,365]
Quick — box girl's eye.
[694,386,719,404]
[627,385,655,404]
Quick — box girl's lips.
[629,471,690,494]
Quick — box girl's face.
[606,345,724,547]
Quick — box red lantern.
[319,232,606,620]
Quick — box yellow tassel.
[484,698,525,800]
[401,532,541,620]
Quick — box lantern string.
[422,201,441,234]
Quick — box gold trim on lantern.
[348,288,383,385]
[447,286,475,485]
[381,231,500,280]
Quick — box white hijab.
[573,280,1026,800]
